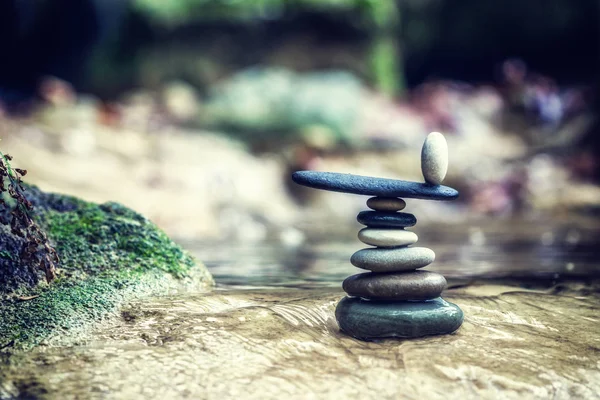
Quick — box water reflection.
[182,218,600,288]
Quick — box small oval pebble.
[358,228,417,247]
[357,211,416,228]
[350,247,435,272]
[343,270,447,300]
[366,197,406,212]
[421,131,448,185]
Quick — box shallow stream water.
[2,218,600,399]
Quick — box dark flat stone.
[357,211,416,228]
[292,171,459,200]
[335,296,463,340]
[343,271,447,300]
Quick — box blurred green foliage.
[90,0,596,101]
[134,0,380,25]
[133,0,404,95]
[203,67,364,144]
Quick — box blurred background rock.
[0,0,598,243]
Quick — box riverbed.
[2,218,599,399]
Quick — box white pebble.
[358,228,418,248]
[421,132,448,185]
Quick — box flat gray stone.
[351,247,435,272]
[292,171,459,200]
[335,296,463,340]
[366,197,406,211]
[343,270,447,300]
[421,132,448,185]
[357,211,417,228]
[358,228,418,247]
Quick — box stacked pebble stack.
[346,196,443,302]
[292,132,463,340]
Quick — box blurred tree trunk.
[365,0,405,98]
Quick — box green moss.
[39,201,195,279]
[0,271,168,350]
[0,188,213,351]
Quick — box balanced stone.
[358,228,417,247]
[292,131,463,342]
[335,296,463,340]
[343,270,446,300]
[351,247,435,272]
[421,131,448,185]
[357,211,416,228]
[366,197,406,211]
[292,171,459,200]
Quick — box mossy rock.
[0,185,213,351]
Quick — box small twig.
[0,147,58,282]
[16,295,40,301]
[0,339,15,350]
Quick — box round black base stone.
[335,296,463,341]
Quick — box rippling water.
[2,217,600,399]
[185,218,600,288]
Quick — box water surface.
[187,218,600,287]
[2,218,600,399]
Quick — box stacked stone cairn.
[292,132,463,340]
